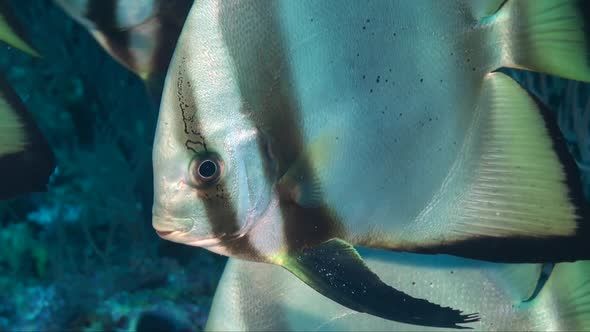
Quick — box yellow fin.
[418,72,590,262]
[0,77,55,199]
[496,0,590,82]
[0,4,39,57]
[459,72,580,238]
[0,81,25,156]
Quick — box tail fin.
[535,261,590,330]
[498,0,590,82]
[0,77,55,200]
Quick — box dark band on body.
[0,76,55,199]
[217,1,345,253]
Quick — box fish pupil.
[198,160,217,178]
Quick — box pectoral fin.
[277,130,339,208]
[276,239,479,329]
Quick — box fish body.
[153,0,590,326]
[207,252,590,331]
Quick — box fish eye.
[199,160,217,178]
[189,153,223,188]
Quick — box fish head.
[151,62,277,253]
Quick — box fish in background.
[206,252,590,331]
[153,0,590,328]
[0,1,39,56]
[0,5,55,199]
[53,0,194,98]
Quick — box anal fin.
[276,239,479,329]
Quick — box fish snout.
[152,214,193,239]
[155,230,175,237]
[152,215,225,247]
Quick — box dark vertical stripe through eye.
[175,56,258,258]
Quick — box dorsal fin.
[415,72,590,262]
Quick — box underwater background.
[1,0,590,331]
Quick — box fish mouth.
[156,230,174,237]
[154,227,247,248]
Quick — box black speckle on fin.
[0,76,55,200]
[279,239,479,329]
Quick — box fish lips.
[153,219,248,248]
[155,229,226,247]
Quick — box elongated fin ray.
[276,239,479,329]
[0,77,55,199]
